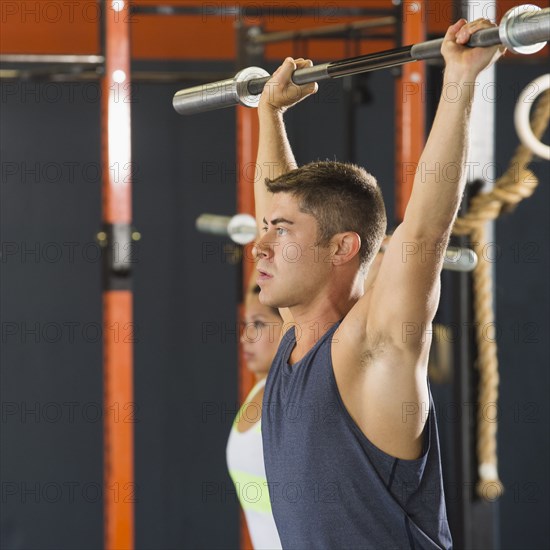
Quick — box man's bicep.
[368,225,444,348]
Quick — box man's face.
[254,192,333,309]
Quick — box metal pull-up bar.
[173,5,549,115]
[248,16,397,45]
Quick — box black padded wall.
[0,82,104,549]
[494,63,549,550]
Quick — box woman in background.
[226,285,283,550]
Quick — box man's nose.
[252,234,271,259]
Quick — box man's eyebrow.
[263,217,294,226]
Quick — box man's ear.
[330,232,361,266]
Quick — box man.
[253,19,503,549]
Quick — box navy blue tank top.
[262,321,452,549]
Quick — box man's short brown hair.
[265,160,387,268]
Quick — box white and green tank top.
[226,378,282,549]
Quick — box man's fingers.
[296,59,318,94]
[263,57,318,108]
[280,58,317,92]
[295,59,317,94]
[456,18,496,44]
[441,17,503,74]
[456,20,482,44]
[279,57,297,80]
[295,58,314,68]
[445,18,467,42]
[303,82,318,95]
[445,17,496,46]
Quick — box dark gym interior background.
[1,1,548,549]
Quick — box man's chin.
[258,289,286,309]
[258,290,273,306]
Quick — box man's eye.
[254,321,266,329]
[277,228,287,236]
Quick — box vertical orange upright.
[101,1,134,549]
[236,104,259,404]
[395,0,426,220]
[236,104,259,550]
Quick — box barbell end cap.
[227,213,257,245]
[172,77,240,115]
[444,247,478,272]
[195,214,231,236]
[234,66,271,109]
[172,67,268,115]
[499,4,547,55]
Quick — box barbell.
[173,4,549,116]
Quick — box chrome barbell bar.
[173,4,549,116]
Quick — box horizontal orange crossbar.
[4,1,546,61]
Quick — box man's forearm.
[402,13,504,238]
[255,109,297,226]
[253,57,318,226]
[403,68,478,238]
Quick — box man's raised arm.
[255,58,318,228]
[403,18,504,237]
[339,19,505,460]
[367,19,504,350]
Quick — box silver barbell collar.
[499,4,547,54]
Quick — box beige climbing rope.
[452,89,550,500]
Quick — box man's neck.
[287,297,354,365]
